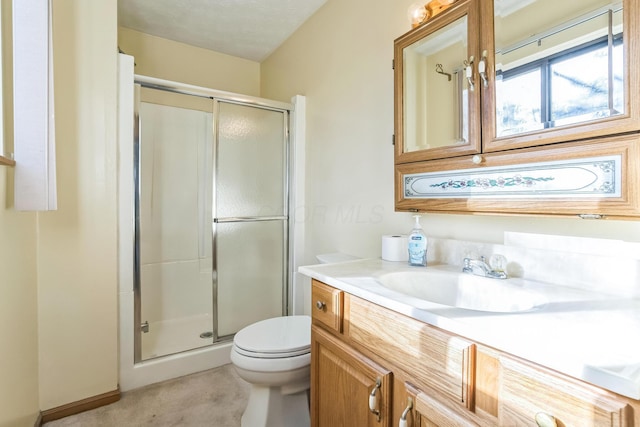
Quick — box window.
[496,34,623,137]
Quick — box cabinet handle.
[399,397,413,427]
[535,412,558,427]
[465,56,475,92]
[315,301,326,310]
[369,377,382,422]
[478,50,489,87]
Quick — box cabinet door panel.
[416,391,481,427]
[499,356,631,427]
[311,326,392,427]
[346,295,474,408]
[480,0,640,152]
[394,0,482,164]
[395,133,640,218]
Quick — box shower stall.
[117,54,304,389]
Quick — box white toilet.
[231,315,311,427]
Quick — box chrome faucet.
[462,256,507,279]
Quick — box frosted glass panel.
[135,90,289,362]
[216,221,285,336]
[216,102,285,217]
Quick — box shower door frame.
[133,75,293,363]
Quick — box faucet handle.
[489,254,507,272]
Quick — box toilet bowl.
[231,315,311,427]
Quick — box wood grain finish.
[310,280,640,427]
[395,134,640,218]
[312,279,344,333]
[0,155,15,166]
[394,381,423,427]
[479,0,640,153]
[311,326,392,427]
[394,0,640,218]
[416,391,481,427]
[345,294,475,409]
[499,355,632,427]
[39,388,120,423]
[394,0,482,164]
[475,350,499,418]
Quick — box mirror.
[402,15,470,154]
[493,0,624,138]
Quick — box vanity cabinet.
[311,327,392,426]
[393,0,640,218]
[475,347,634,427]
[311,279,640,427]
[311,279,393,426]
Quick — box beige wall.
[0,0,39,425]
[118,27,261,96]
[261,0,640,264]
[0,176,39,426]
[35,0,119,411]
[2,0,639,422]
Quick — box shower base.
[141,313,215,360]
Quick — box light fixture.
[407,2,429,28]
[407,0,458,28]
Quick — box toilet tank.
[315,253,359,264]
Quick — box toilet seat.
[230,315,312,427]
[233,315,311,359]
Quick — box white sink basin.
[376,269,547,313]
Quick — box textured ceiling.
[118,0,327,62]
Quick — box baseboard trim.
[40,388,120,423]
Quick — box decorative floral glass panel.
[404,155,620,199]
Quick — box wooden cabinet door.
[394,0,482,164]
[498,355,632,427]
[311,326,392,427]
[347,294,475,408]
[394,380,422,427]
[479,0,640,153]
[395,134,640,218]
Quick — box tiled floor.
[43,364,249,426]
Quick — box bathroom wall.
[0,1,40,425]
[118,28,261,97]
[0,171,39,426]
[1,0,638,422]
[261,0,640,265]
[0,0,121,419]
[35,0,119,411]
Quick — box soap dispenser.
[408,215,428,266]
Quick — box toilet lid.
[233,315,311,358]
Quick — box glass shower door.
[136,89,215,361]
[134,87,290,362]
[213,100,289,338]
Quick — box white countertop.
[299,258,640,400]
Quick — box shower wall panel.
[138,101,214,359]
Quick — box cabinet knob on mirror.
[472,154,483,164]
[315,301,326,310]
[535,412,558,427]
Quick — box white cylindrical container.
[381,235,409,262]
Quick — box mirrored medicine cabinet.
[394,0,640,218]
